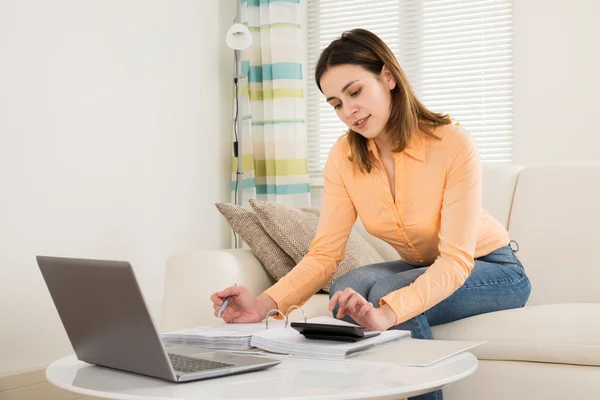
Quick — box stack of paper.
[250,317,411,358]
[161,320,285,350]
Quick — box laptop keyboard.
[168,353,235,374]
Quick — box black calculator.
[290,322,381,342]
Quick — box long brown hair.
[315,29,451,173]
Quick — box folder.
[345,338,485,367]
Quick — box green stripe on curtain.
[251,119,304,126]
[244,87,304,101]
[231,154,255,172]
[248,63,303,83]
[242,0,300,5]
[247,23,301,32]
[255,159,308,176]
[256,183,310,195]
[231,178,256,191]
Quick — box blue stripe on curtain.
[256,183,311,195]
[230,178,256,191]
[242,60,250,77]
[242,0,300,5]
[247,63,303,83]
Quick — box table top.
[46,351,477,400]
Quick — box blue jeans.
[329,244,531,400]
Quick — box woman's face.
[319,64,396,140]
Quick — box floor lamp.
[226,18,252,249]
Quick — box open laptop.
[36,255,281,382]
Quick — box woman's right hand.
[211,285,276,323]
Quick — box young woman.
[212,29,531,400]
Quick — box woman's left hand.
[328,288,397,331]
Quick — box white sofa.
[162,163,600,400]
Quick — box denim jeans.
[329,244,531,400]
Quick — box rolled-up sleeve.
[263,139,358,313]
[380,130,482,324]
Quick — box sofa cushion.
[249,199,385,292]
[508,163,600,305]
[215,202,299,282]
[481,164,524,228]
[431,303,600,366]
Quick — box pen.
[217,283,237,318]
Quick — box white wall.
[513,0,600,165]
[0,0,236,374]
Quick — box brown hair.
[315,29,451,173]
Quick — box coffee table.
[46,351,477,400]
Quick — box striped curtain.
[232,0,311,207]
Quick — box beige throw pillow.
[215,203,319,283]
[249,199,384,292]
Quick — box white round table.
[46,352,477,400]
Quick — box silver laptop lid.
[37,256,177,382]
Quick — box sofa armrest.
[160,248,274,332]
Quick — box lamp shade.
[226,23,253,50]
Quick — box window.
[307,0,514,179]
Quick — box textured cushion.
[431,303,600,366]
[249,199,385,292]
[215,203,296,281]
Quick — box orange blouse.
[264,123,510,324]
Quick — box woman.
[211,29,531,400]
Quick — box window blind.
[307,0,514,179]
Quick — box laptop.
[36,255,281,382]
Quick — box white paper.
[161,320,286,350]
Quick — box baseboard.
[1,381,82,400]
[0,368,46,392]
[0,368,101,400]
